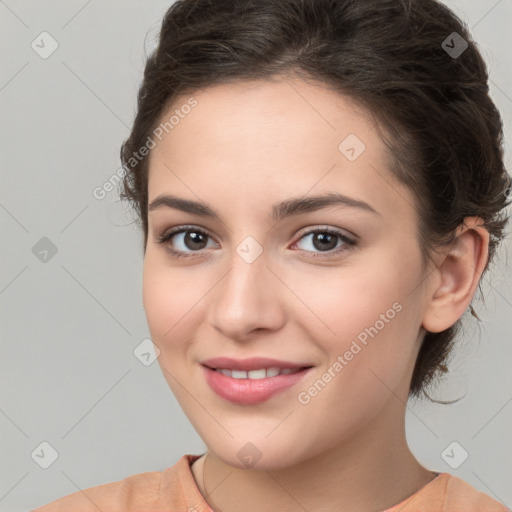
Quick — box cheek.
[285,260,405,340]
[142,258,203,401]
[142,255,203,348]
[289,255,422,394]
[303,241,422,331]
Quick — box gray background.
[1,1,511,511]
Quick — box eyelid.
[294,224,358,242]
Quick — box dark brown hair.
[120,0,510,398]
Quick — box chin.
[205,435,316,472]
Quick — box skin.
[142,76,489,512]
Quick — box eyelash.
[156,224,357,260]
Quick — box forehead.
[147,77,415,224]
[152,77,376,159]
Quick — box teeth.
[266,367,280,377]
[215,367,301,379]
[247,369,267,379]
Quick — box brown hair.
[120,0,510,398]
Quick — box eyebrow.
[148,192,380,221]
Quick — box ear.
[421,217,489,333]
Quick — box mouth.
[200,357,314,405]
[204,366,311,379]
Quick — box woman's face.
[143,77,433,470]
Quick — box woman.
[33,0,510,510]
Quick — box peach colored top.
[32,454,508,512]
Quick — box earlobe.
[421,217,489,334]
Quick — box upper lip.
[201,357,313,371]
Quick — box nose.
[208,248,286,341]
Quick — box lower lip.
[202,366,312,405]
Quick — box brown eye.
[157,226,217,258]
[179,230,209,250]
[293,228,356,258]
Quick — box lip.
[201,357,313,405]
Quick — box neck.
[191,399,436,512]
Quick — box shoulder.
[31,470,163,512]
[388,472,509,512]
[31,455,202,512]
[442,473,509,511]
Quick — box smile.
[201,362,313,405]
[212,367,304,379]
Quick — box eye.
[156,225,357,260]
[292,227,356,258]
[156,225,218,259]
